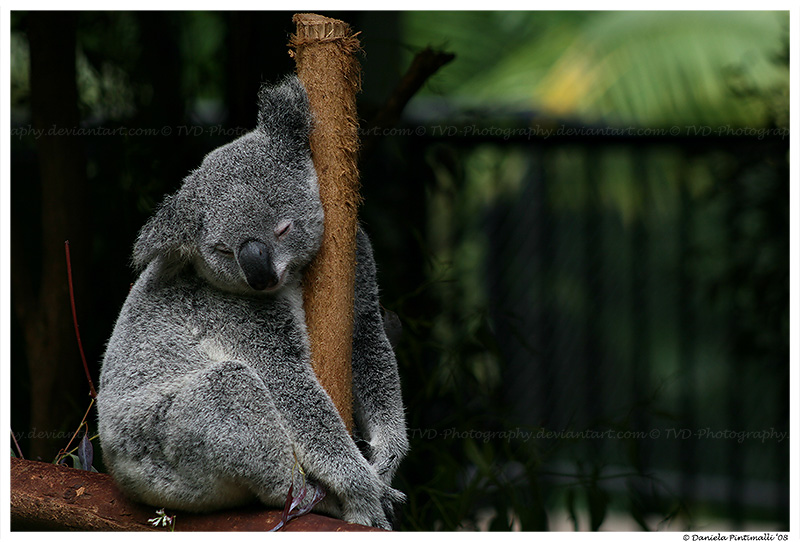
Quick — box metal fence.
[396,128,789,529]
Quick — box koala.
[97,75,408,530]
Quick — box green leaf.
[587,484,609,531]
[565,488,579,531]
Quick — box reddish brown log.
[10,458,381,532]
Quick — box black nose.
[237,240,279,290]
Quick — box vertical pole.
[289,13,362,432]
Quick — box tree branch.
[361,47,455,159]
[10,458,381,532]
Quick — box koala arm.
[237,298,400,528]
[351,228,409,485]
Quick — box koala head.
[132,75,324,295]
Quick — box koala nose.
[237,240,279,291]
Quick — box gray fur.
[97,75,408,530]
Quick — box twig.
[10,429,24,460]
[55,398,95,463]
[64,240,97,398]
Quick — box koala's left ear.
[257,74,313,149]
[132,191,200,271]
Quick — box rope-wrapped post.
[290,13,362,432]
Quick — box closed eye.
[275,220,293,239]
[214,243,234,257]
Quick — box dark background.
[9,11,789,531]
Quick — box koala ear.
[132,192,199,271]
[257,74,313,148]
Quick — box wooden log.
[10,458,381,532]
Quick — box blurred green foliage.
[401,11,788,126]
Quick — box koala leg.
[351,228,409,487]
[112,360,327,514]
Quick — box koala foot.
[341,482,405,530]
[381,485,406,527]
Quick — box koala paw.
[342,505,392,530]
[368,434,409,485]
[380,485,406,527]
[342,482,403,530]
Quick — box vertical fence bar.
[631,149,650,475]
[583,147,602,452]
[534,148,556,428]
[677,160,698,516]
[725,169,744,528]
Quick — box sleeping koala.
[97,75,408,530]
